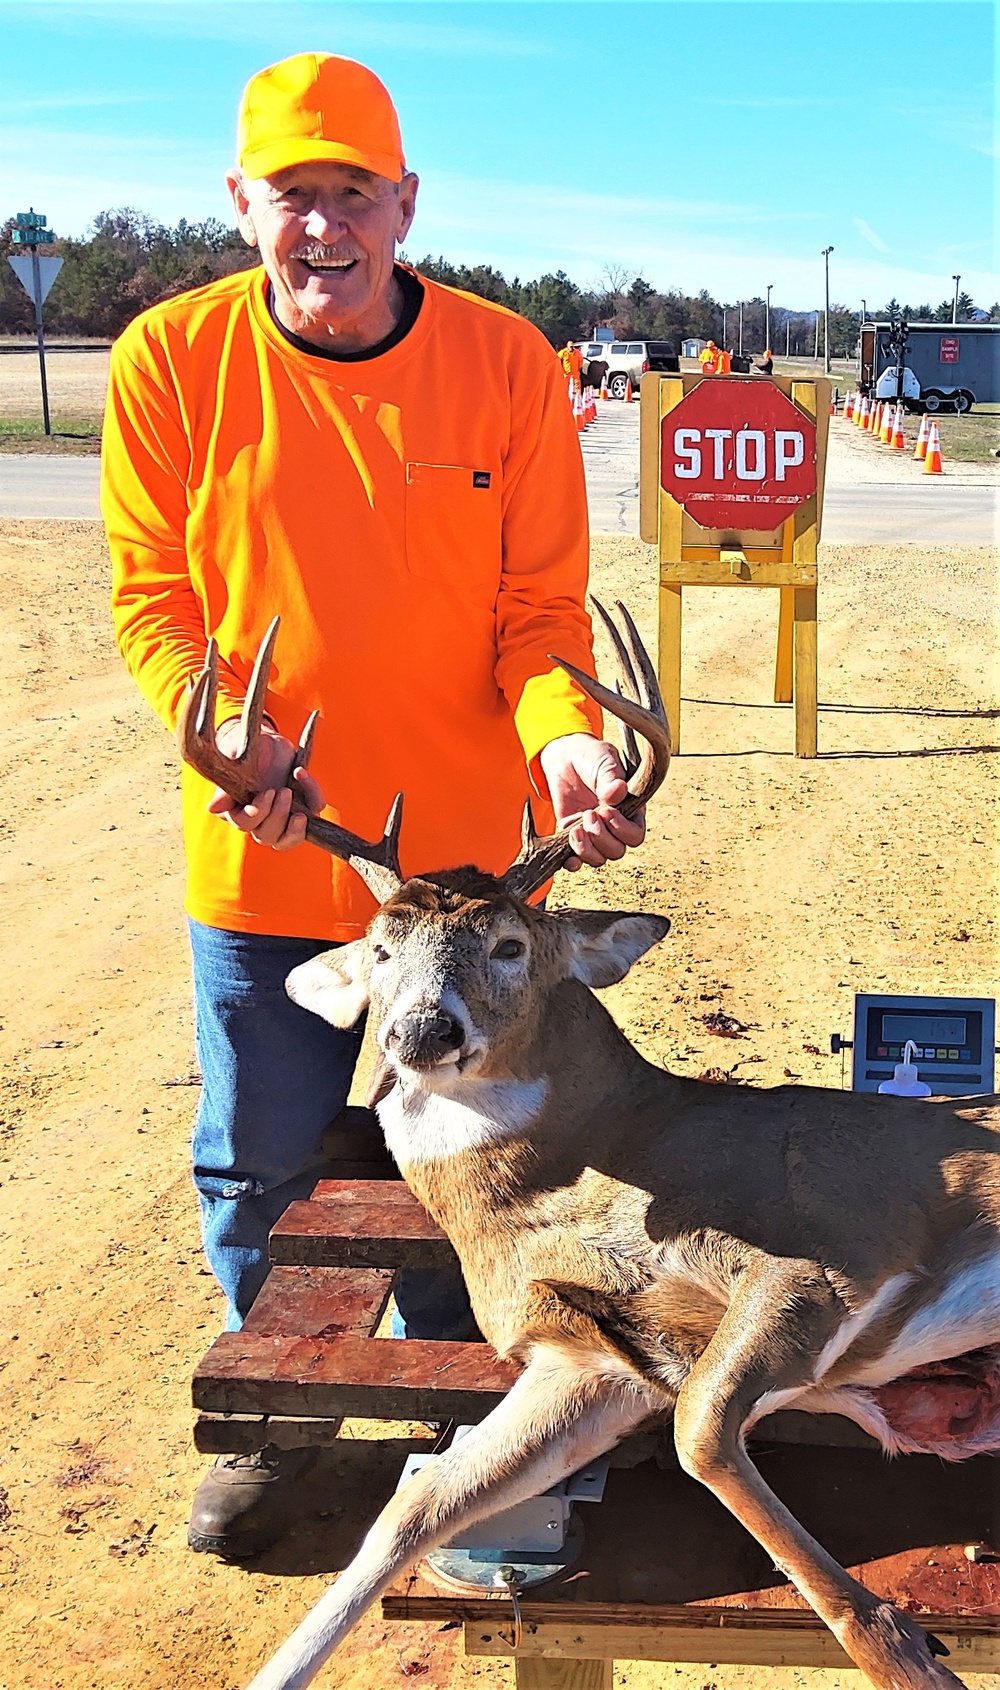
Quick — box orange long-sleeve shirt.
[102,266,601,941]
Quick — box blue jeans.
[188,919,476,1340]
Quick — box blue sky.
[2,0,994,312]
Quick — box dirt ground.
[0,520,997,1690]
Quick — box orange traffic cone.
[889,404,906,449]
[586,386,597,425]
[623,376,634,404]
[879,401,894,444]
[844,391,854,421]
[923,420,943,473]
[573,386,585,433]
[856,394,869,429]
[870,400,882,436]
[599,374,609,401]
[913,413,930,461]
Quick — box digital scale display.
[850,994,995,1096]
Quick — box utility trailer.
[859,319,1000,414]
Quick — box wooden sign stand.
[639,373,830,758]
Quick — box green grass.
[843,406,999,463]
[0,415,102,454]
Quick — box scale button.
[948,1049,959,1061]
[961,1049,971,1062]
[877,1046,887,1057]
[912,1046,924,1058]
[888,1045,900,1058]
[936,1048,947,1060]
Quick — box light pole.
[738,300,744,355]
[765,283,773,353]
[952,274,961,323]
[861,297,867,323]
[785,315,791,357]
[821,246,834,373]
[722,305,727,347]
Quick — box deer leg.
[673,1259,966,1690]
[244,1347,661,1690]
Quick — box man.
[102,51,645,1559]
[559,337,584,389]
[698,339,720,374]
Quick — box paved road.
[0,453,102,520]
[1,426,996,545]
[582,404,996,545]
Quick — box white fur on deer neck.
[377,1075,548,1164]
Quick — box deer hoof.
[838,1600,967,1689]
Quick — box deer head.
[285,868,670,1091]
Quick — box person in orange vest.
[755,348,774,375]
[699,339,720,374]
[717,346,732,374]
[103,52,646,1560]
[560,340,584,389]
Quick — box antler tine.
[178,637,266,808]
[236,615,280,759]
[592,596,642,704]
[179,622,406,905]
[305,794,404,904]
[501,602,671,905]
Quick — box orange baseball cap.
[237,53,405,182]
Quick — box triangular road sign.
[8,254,63,305]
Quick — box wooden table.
[192,1136,1000,1686]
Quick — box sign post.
[7,210,61,437]
[640,372,830,757]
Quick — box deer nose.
[386,1010,466,1068]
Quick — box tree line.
[2,207,996,348]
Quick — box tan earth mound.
[0,521,996,1689]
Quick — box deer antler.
[502,598,671,903]
[177,621,403,905]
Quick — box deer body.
[384,969,1000,1458]
[182,613,998,1690]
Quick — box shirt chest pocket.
[405,461,502,595]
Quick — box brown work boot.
[187,1446,320,1559]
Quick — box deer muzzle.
[384,1008,466,1070]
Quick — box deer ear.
[286,940,370,1028]
[555,910,670,989]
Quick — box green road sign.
[12,227,55,246]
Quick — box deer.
[179,604,1000,1690]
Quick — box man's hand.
[206,719,326,852]
[538,733,645,871]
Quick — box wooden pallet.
[191,1155,1000,1685]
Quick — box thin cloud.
[853,219,891,254]
[8,1,551,57]
[5,92,157,111]
[428,173,820,229]
[703,95,825,109]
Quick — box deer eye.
[491,938,525,961]
[372,944,390,964]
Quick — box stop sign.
[660,380,817,530]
